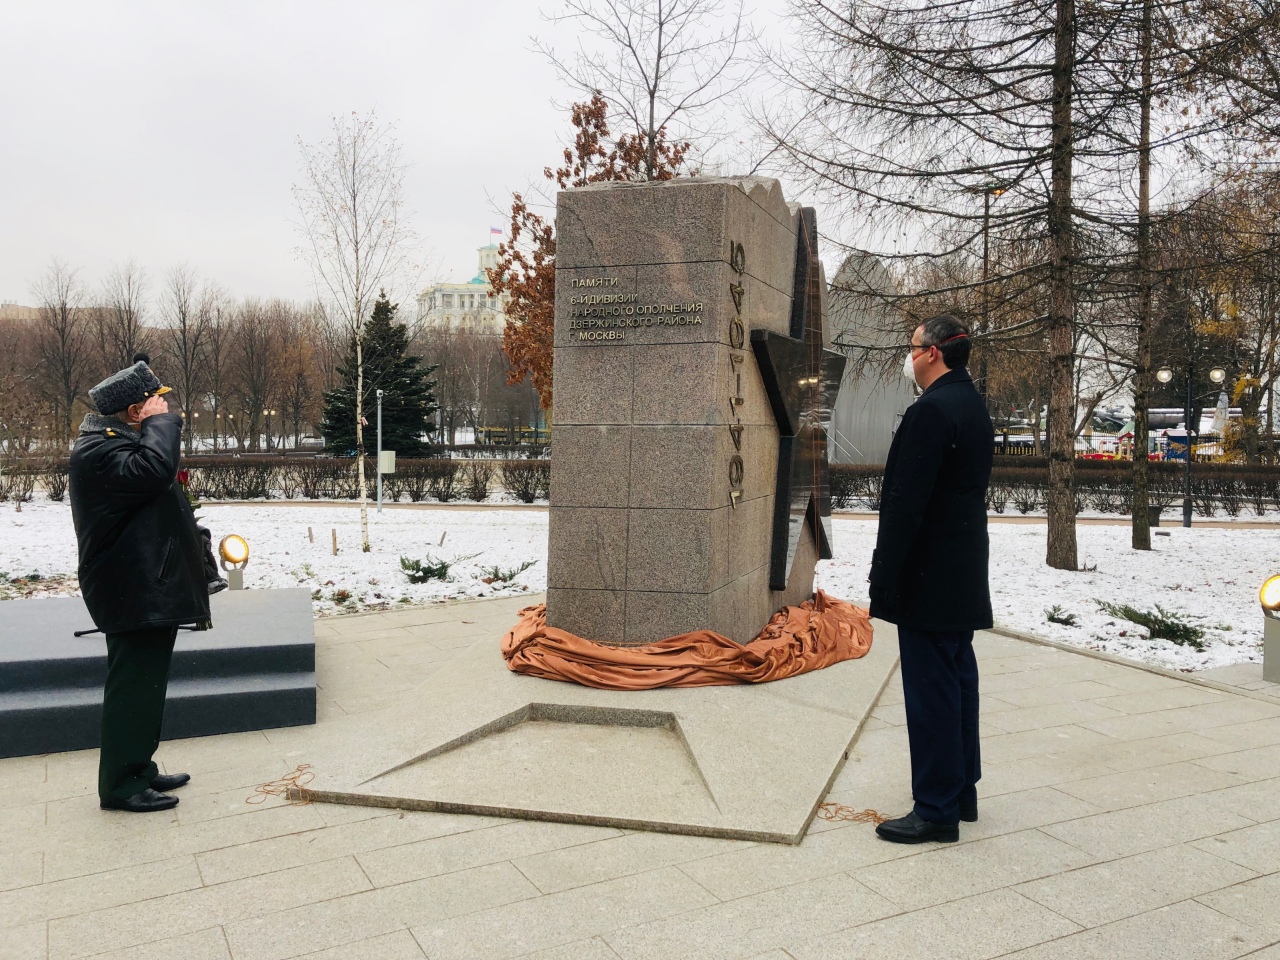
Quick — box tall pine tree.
[322,292,437,455]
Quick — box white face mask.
[903,350,919,386]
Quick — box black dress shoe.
[960,799,978,822]
[875,810,959,844]
[151,773,191,792]
[100,788,179,813]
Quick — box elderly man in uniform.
[869,314,993,844]
[70,360,211,812]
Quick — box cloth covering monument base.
[502,591,873,689]
[296,595,898,844]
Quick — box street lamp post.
[1157,364,1226,527]
[965,183,1006,403]
[376,389,384,514]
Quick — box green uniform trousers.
[98,626,178,802]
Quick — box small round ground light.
[219,535,249,590]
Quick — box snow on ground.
[817,519,1279,672]
[0,499,547,615]
[3,497,1277,672]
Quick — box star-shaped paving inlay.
[750,207,846,591]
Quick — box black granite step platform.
[0,589,316,758]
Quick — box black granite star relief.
[750,207,846,591]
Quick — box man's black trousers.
[897,627,981,825]
[99,626,178,802]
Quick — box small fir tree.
[322,292,437,455]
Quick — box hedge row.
[830,460,1280,517]
[0,458,65,502]
[0,456,551,505]
[8,452,1279,516]
[183,456,552,504]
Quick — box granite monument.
[547,177,845,644]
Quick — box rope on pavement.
[247,763,315,805]
[817,802,890,825]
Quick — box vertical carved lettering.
[729,241,746,276]
[728,242,747,508]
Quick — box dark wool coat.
[69,413,211,635]
[869,368,994,631]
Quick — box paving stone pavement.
[3,594,1279,960]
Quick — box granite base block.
[300,608,901,844]
[0,589,317,758]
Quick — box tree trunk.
[1045,0,1078,570]
[1132,0,1154,551]
[1031,394,1043,457]
[1241,386,1262,462]
[1267,382,1276,466]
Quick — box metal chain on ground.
[817,802,890,825]
[247,763,315,805]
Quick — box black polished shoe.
[875,810,959,844]
[150,772,191,792]
[100,788,179,813]
[960,799,978,823]
[209,577,229,595]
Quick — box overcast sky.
[1,1,792,309]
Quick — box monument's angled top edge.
[563,174,783,194]
[560,175,796,233]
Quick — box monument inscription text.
[567,275,705,342]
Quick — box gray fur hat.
[88,361,171,415]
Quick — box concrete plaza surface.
[3,595,1280,960]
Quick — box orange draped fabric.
[501,590,874,690]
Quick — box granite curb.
[988,625,1280,707]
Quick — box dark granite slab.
[0,589,316,758]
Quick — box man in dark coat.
[69,360,211,812]
[869,314,993,843]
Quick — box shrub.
[502,460,551,503]
[425,460,461,502]
[1096,600,1206,650]
[9,468,34,503]
[479,560,538,583]
[400,555,453,583]
[460,461,495,502]
[40,459,70,501]
[986,481,1010,514]
[1045,605,1078,626]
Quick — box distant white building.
[0,302,39,321]
[415,244,507,334]
[826,253,917,464]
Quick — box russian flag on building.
[490,227,503,236]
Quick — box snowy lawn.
[3,498,1276,672]
[0,500,549,616]
[816,520,1278,672]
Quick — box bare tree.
[538,0,752,179]
[159,264,209,455]
[202,286,234,452]
[0,317,42,456]
[758,0,1159,569]
[230,299,283,453]
[294,111,417,551]
[96,259,152,371]
[32,258,90,447]
[277,304,324,447]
